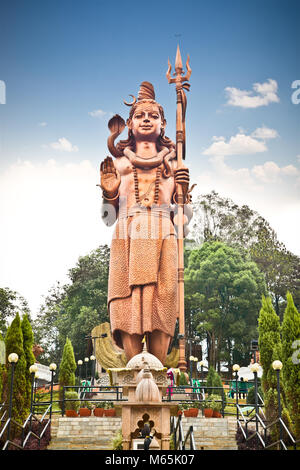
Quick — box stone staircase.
[47,416,122,451]
[47,415,237,450]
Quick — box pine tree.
[21,314,36,413]
[258,296,291,441]
[5,313,28,424]
[282,292,300,438]
[58,337,76,408]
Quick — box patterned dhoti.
[108,206,178,349]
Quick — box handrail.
[182,425,196,450]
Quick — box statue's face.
[129,102,165,141]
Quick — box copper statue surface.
[99,49,192,366]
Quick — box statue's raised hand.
[100,156,121,198]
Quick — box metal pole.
[235,372,239,420]
[7,362,15,443]
[276,369,283,449]
[254,371,258,433]
[50,370,54,420]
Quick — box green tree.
[185,241,267,369]
[21,314,36,413]
[33,245,110,363]
[58,337,77,408]
[281,292,300,438]
[189,192,300,316]
[258,296,291,440]
[4,313,28,423]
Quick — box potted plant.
[202,397,214,418]
[180,402,198,418]
[104,401,116,417]
[65,391,79,417]
[79,401,93,417]
[94,401,105,417]
[210,394,223,418]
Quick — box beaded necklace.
[133,164,161,205]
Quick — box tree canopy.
[185,241,267,368]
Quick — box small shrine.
[109,341,174,450]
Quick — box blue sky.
[0,0,299,314]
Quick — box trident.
[167,46,191,372]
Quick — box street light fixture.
[250,363,260,433]
[49,363,57,419]
[77,359,83,382]
[232,364,240,419]
[7,353,19,443]
[84,357,89,383]
[90,355,96,385]
[272,360,283,449]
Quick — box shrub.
[111,429,123,450]
[65,391,80,411]
[178,372,189,386]
[246,385,264,405]
[58,338,76,408]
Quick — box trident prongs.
[166,45,192,86]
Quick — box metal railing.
[0,403,52,450]
[171,414,196,450]
[236,403,300,450]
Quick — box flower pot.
[65,410,78,417]
[188,408,199,417]
[104,408,116,417]
[94,408,104,417]
[203,408,213,418]
[184,409,191,417]
[213,410,222,418]
[79,408,92,417]
[177,410,183,416]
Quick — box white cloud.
[251,126,279,140]
[203,131,268,157]
[0,159,112,316]
[225,79,279,108]
[88,109,106,118]
[50,137,79,152]
[38,122,47,127]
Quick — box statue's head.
[117,82,174,153]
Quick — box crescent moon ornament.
[123,94,137,107]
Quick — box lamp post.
[199,360,204,385]
[49,363,57,420]
[7,353,19,443]
[193,357,198,381]
[77,359,83,382]
[272,360,283,449]
[84,357,89,383]
[29,364,38,418]
[90,355,96,385]
[250,362,260,433]
[233,364,240,420]
[189,355,194,385]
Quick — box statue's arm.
[99,156,120,226]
